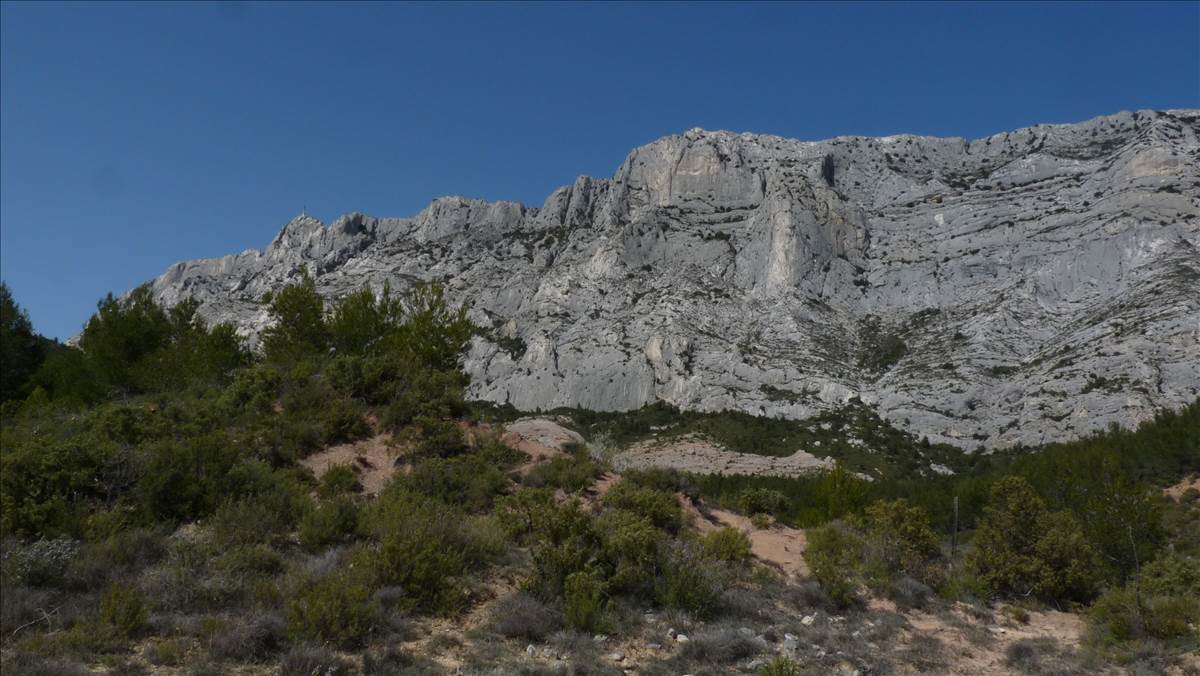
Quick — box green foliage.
[361,488,500,614]
[598,510,664,593]
[405,455,509,512]
[806,522,863,607]
[404,416,469,460]
[318,398,370,446]
[858,499,943,587]
[758,657,803,676]
[299,496,360,551]
[654,540,725,617]
[261,273,329,362]
[317,465,361,498]
[700,527,752,563]
[0,280,48,402]
[287,573,377,648]
[99,582,147,639]
[563,571,609,632]
[737,488,789,516]
[967,477,1101,603]
[523,453,602,492]
[601,481,682,532]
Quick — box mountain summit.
[147,110,1200,448]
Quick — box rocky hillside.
[147,110,1200,449]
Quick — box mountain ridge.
[145,109,1200,449]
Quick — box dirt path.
[690,503,809,578]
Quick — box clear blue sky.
[3,1,1198,339]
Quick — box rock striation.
[146,110,1200,449]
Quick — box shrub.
[890,575,934,610]
[317,464,361,498]
[523,454,601,493]
[680,625,761,664]
[404,417,468,460]
[298,496,360,552]
[210,611,286,662]
[361,647,419,675]
[602,481,682,532]
[563,571,609,633]
[967,477,1101,603]
[319,399,370,446]
[859,499,943,587]
[487,592,563,641]
[145,638,185,666]
[759,656,803,676]
[99,582,147,638]
[805,522,863,608]
[278,645,350,676]
[738,488,789,516]
[750,513,772,530]
[287,574,377,648]
[655,541,725,617]
[216,544,285,576]
[599,510,663,593]
[406,455,509,512]
[361,489,500,614]
[1,537,80,587]
[700,527,752,563]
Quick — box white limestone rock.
[142,110,1200,449]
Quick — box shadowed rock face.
[147,110,1200,449]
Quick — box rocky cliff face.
[148,110,1200,449]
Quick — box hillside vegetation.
[1,278,1197,674]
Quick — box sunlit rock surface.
[147,110,1200,449]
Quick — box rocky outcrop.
[146,110,1200,449]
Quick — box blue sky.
[2,1,1198,339]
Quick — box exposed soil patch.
[696,504,809,578]
[300,433,398,495]
[1164,474,1200,500]
[503,417,585,476]
[871,597,1091,675]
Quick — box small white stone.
[676,634,690,643]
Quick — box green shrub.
[145,637,184,666]
[602,481,682,532]
[967,476,1101,603]
[99,582,146,638]
[261,273,328,363]
[523,454,601,493]
[700,527,752,563]
[859,499,943,587]
[806,522,863,608]
[361,489,499,613]
[599,510,663,593]
[317,464,361,498]
[319,398,370,445]
[287,574,377,649]
[405,455,509,512]
[487,592,563,641]
[298,496,360,552]
[738,488,789,516]
[216,544,285,576]
[563,571,609,632]
[655,541,724,617]
[403,417,468,460]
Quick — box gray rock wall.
[146,110,1200,449]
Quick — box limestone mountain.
[146,110,1200,449]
